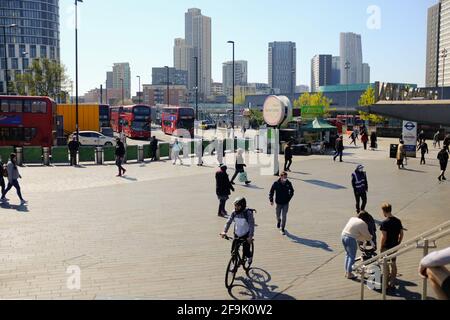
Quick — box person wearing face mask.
[351,165,368,214]
[269,172,295,236]
[1,153,27,205]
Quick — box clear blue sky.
[60,0,437,95]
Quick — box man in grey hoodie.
[1,153,27,205]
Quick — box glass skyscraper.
[268,41,296,95]
[0,0,60,94]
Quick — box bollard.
[156,145,160,161]
[138,145,144,162]
[95,147,104,165]
[43,147,50,166]
[16,147,23,166]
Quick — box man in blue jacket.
[352,165,368,214]
[269,172,295,235]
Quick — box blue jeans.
[342,234,357,273]
[2,179,23,201]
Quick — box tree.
[233,91,246,106]
[248,109,264,128]
[358,86,385,124]
[13,58,71,101]
[293,92,332,117]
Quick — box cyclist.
[220,197,255,265]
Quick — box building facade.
[311,54,332,92]
[438,0,450,87]
[112,63,131,100]
[426,2,441,87]
[152,67,188,86]
[173,38,194,90]
[184,8,211,99]
[0,0,60,93]
[268,41,296,95]
[340,32,363,85]
[222,60,248,96]
[142,84,188,106]
[211,82,223,96]
[106,71,113,89]
[362,63,371,84]
[331,56,341,85]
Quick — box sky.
[60,0,437,96]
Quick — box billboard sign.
[402,121,417,158]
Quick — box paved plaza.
[0,136,449,300]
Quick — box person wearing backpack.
[1,153,27,205]
[438,147,449,182]
[220,197,255,265]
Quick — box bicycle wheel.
[243,241,254,272]
[225,256,238,289]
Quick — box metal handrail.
[354,220,450,271]
[354,220,450,300]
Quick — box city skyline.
[59,0,436,96]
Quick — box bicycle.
[222,235,254,289]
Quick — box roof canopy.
[302,118,337,131]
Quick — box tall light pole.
[441,48,448,100]
[165,66,169,107]
[136,75,141,103]
[193,57,199,120]
[1,24,17,95]
[344,61,351,124]
[227,41,235,132]
[75,0,83,142]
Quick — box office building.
[362,63,371,83]
[152,67,188,86]
[311,54,332,92]
[340,32,363,85]
[112,63,131,100]
[222,60,248,96]
[331,56,341,85]
[173,38,194,90]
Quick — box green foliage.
[13,58,70,101]
[358,86,385,124]
[293,92,332,117]
[249,109,264,127]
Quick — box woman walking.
[230,149,251,185]
[370,132,377,150]
[172,139,183,165]
[115,137,126,177]
[1,153,27,205]
[396,140,406,169]
[438,147,449,181]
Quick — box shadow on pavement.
[121,176,138,181]
[301,179,347,190]
[285,232,333,252]
[229,267,296,300]
[401,168,426,173]
[0,202,29,212]
[290,171,311,175]
[244,185,264,190]
[369,279,423,300]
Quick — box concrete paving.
[0,137,448,300]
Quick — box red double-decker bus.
[161,106,195,137]
[110,105,152,139]
[0,96,56,147]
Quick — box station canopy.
[302,118,337,131]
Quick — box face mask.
[281,178,287,183]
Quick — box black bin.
[390,144,399,159]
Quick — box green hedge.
[104,146,115,162]
[126,145,138,161]
[159,143,169,158]
[0,146,14,163]
[79,147,95,163]
[23,147,43,164]
[51,147,69,164]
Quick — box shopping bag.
[238,172,248,183]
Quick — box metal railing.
[353,220,450,300]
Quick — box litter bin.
[43,147,51,166]
[138,145,144,162]
[95,147,104,165]
[390,144,399,159]
[16,147,23,166]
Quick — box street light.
[227,41,235,133]
[1,23,17,95]
[344,61,351,125]
[441,48,448,100]
[165,66,169,107]
[136,75,141,104]
[193,57,199,120]
[75,0,83,143]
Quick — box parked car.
[100,127,114,137]
[69,131,117,147]
[199,120,217,130]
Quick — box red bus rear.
[161,106,195,137]
[0,96,56,147]
[110,106,123,133]
[116,105,152,139]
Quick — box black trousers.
[0,176,5,195]
[420,153,426,165]
[151,148,157,161]
[284,159,292,171]
[334,150,343,162]
[355,192,367,213]
[230,168,244,183]
[232,233,252,259]
[70,151,77,166]
[218,196,228,215]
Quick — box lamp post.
[344,61,351,124]
[227,41,235,133]
[193,57,199,120]
[165,66,169,107]
[136,75,141,104]
[441,48,448,100]
[75,0,83,143]
[1,23,17,95]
